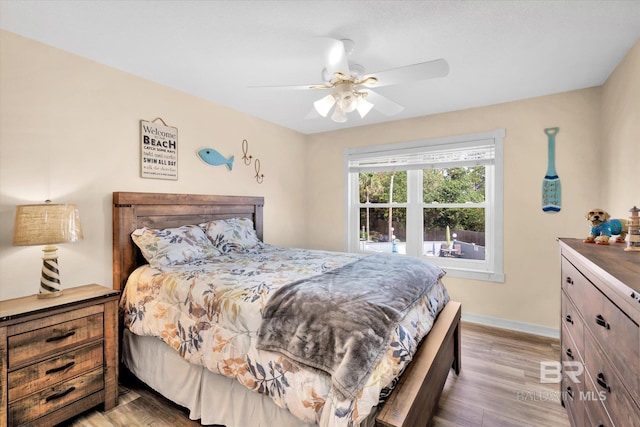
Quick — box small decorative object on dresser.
[583,208,628,245]
[0,284,120,427]
[625,206,640,252]
[558,238,640,427]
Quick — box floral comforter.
[120,245,449,427]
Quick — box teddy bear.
[583,208,628,244]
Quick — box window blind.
[348,144,495,173]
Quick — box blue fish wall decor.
[197,148,234,170]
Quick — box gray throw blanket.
[256,254,445,400]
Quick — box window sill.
[440,266,505,283]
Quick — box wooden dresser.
[0,284,119,427]
[559,238,640,426]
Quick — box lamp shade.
[13,203,83,246]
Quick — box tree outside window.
[346,129,505,282]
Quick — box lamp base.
[38,245,63,298]
[38,289,64,299]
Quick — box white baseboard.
[461,312,559,339]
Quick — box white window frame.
[344,129,505,282]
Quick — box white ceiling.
[1,1,639,134]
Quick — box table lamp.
[13,201,83,298]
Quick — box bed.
[112,191,461,427]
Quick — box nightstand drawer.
[1,284,119,427]
[8,367,104,426]
[8,309,104,369]
[8,342,103,401]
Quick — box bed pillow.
[131,225,220,267]
[201,217,262,253]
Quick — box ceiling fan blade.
[365,59,449,88]
[316,37,351,79]
[305,108,322,120]
[365,90,405,116]
[248,83,319,91]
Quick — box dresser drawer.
[559,240,640,427]
[562,374,585,427]
[8,367,104,426]
[561,292,584,361]
[8,310,104,369]
[562,257,589,309]
[584,333,640,427]
[579,283,639,402]
[8,342,103,401]
[583,373,614,427]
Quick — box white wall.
[0,30,308,300]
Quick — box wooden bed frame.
[112,191,461,427]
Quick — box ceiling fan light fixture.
[331,105,347,123]
[356,96,374,118]
[338,91,358,113]
[334,81,358,113]
[314,94,337,117]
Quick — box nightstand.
[0,284,120,427]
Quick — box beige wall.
[306,40,639,330]
[601,40,640,213]
[306,89,603,330]
[0,30,308,300]
[1,30,637,332]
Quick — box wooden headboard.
[112,192,264,291]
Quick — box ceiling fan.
[250,38,449,123]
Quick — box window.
[345,129,505,282]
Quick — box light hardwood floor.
[63,322,570,427]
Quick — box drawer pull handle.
[565,314,574,324]
[596,372,611,392]
[565,277,574,285]
[566,386,573,399]
[46,330,76,342]
[45,361,75,375]
[45,386,76,402]
[595,315,610,330]
[565,348,574,360]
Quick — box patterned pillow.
[131,225,220,267]
[200,217,262,253]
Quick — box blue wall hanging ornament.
[197,148,234,170]
[542,127,561,213]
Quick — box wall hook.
[242,139,253,165]
[254,159,264,184]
